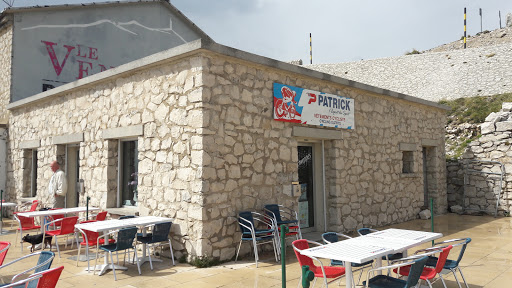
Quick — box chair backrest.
[119,215,135,220]
[18,215,37,229]
[434,245,453,274]
[152,222,172,243]
[238,211,255,234]
[292,239,316,269]
[35,251,55,274]
[357,228,378,236]
[49,209,64,227]
[29,201,39,212]
[30,265,64,288]
[77,220,99,245]
[59,216,79,235]
[405,256,428,288]
[264,204,282,223]
[322,232,339,244]
[0,241,10,266]
[116,227,137,251]
[95,211,108,221]
[454,238,471,265]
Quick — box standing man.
[49,161,67,208]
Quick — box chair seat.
[383,252,403,261]
[331,259,373,267]
[310,265,345,278]
[277,220,298,225]
[426,256,458,270]
[100,243,131,252]
[80,238,115,246]
[17,225,41,231]
[394,265,437,280]
[136,235,153,244]
[45,229,62,236]
[242,234,275,241]
[363,274,407,288]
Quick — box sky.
[2,0,512,63]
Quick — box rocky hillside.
[426,26,512,53]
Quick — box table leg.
[345,261,353,288]
[375,257,383,275]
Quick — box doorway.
[297,142,325,232]
[66,145,80,208]
[422,146,437,209]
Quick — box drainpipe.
[322,140,327,232]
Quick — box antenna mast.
[2,0,15,8]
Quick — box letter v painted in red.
[42,41,76,76]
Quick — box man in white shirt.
[48,161,67,208]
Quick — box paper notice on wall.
[298,201,309,228]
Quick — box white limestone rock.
[419,209,431,220]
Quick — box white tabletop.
[17,206,100,218]
[300,228,443,264]
[0,202,16,207]
[75,216,173,232]
[300,240,393,263]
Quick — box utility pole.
[479,8,483,32]
[499,11,502,29]
[464,8,467,49]
[309,33,312,65]
[1,0,15,8]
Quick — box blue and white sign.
[273,83,355,129]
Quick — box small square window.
[402,151,414,174]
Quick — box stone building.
[1,1,448,260]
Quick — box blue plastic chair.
[94,227,140,281]
[425,238,471,288]
[136,222,175,269]
[235,211,278,268]
[363,256,428,288]
[358,228,404,262]
[0,251,55,286]
[322,232,373,286]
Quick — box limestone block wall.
[308,43,512,102]
[201,53,448,259]
[8,55,207,257]
[0,23,12,125]
[457,103,512,215]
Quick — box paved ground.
[0,213,511,287]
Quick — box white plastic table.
[300,228,443,288]
[0,202,16,234]
[74,216,173,275]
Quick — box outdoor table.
[0,202,16,235]
[17,206,100,233]
[74,216,173,276]
[17,206,100,250]
[300,228,443,288]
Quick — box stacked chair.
[0,251,55,286]
[235,211,278,268]
[136,221,175,269]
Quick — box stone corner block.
[480,122,495,134]
[495,121,512,132]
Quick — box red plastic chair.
[45,216,78,258]
[95,211,108,221]
[0,241,11,265]
[31,265,64,288]
[14,214,41,252]
[12,200,39,228]
[75,220,115,271]
[394,245,453,288]
[292,239,346,287]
